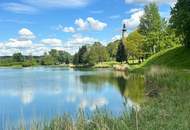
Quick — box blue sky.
[0,0,176,56]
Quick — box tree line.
[0,49,73,67]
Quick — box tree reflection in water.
[79,70,145,110]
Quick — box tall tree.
[12,53,24,62]
[170,0,190,48]
[73,53,79,65]
[87,42,109,65]
[58,51,73,64]
[139,3,162,35]
[116,40,127,63]
[41,55,55,65]
[93,42,109,63]
[49,49,59,58]
[78,45,88,64]
[139,3,162,54]
[49,49,59,64]
[106,40,120,60]
[125,30,144,60]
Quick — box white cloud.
[0,28,49,56]
[18,28,36,39]
[0,41,49,56]
[56,25,76,33]
[5,38,33,48]
[112,35,121,41]
[0,46,20,56]
[24,44,49,56]
[0,43,4,49]
[67,34,97,45]
[75,17,107,31]
[2,2,38,14]
[63,27,76,33]
[23,0,90,8]
[128,8,143,13]
[41,38,63,46]
[65,34,98,54]
[124,0,176,6]
[75,18,89,31]
[87,17,107,31]
[0,28,101,56]
[123,10,144,30]
[1,40,48,56]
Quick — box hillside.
[141,46,190,69]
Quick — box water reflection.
[0,68,145,128]
[79,71,145,109]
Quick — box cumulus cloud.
[18,28,36,39]
[56,25,75,33]
[63,27,76,33]
[125,0,176,6]
[0,28,100,56]
[41,38,63,46]
[0,28,48,56]
[0,44,20,56]
[75,17,107,31]
[112,35,121,41]
[0,40,48,56]
[2,2,38,14]
[75,18,89,31]
[123,10,144,30]
[5,38,33,48]
[67,34,97,45]
[87,17,107,31]
[24,44,49,56]
[63,34,98,54]
[128,8,142,13]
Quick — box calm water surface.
[0,67,144,128]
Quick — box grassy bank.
[140,46,190,69]
[70,61,119,68]
[11,66,190,130]
[72,60,134,69]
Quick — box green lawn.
[141,46,190,69]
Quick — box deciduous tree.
[170,0,190,48]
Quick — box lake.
[0,67,144,128]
